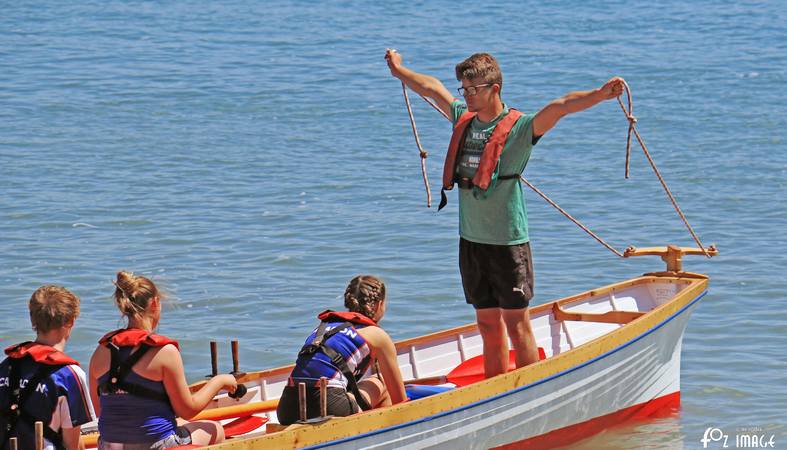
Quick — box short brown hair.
[28,285,80,333]
[455,53,503,88]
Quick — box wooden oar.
[191,398,279,421]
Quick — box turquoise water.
[1,1,785,448]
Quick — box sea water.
[1,1,784,448]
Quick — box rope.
[399,78,710,258]
[400,82,432,208]
[615,79,711,257]
[518,176,624,257]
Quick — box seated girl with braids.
[88,271,238,449]
[276,275,407,424]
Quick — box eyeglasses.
[457,83,493,96]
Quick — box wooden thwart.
[552,302,645,324]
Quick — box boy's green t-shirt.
[450,100,536,245]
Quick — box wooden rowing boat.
[83,245,715,449]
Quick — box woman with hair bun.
[276,275,407,425]
[88,271,238,449]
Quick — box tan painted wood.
[552,302,645,324]
[624,244,718,272]
[265,423,288,433]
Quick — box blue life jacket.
[289,311,377,411]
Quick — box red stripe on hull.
[492,391,681,450]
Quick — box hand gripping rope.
[399,78,713,257]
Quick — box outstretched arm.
[533,77,625,137]
[385,49,455,121]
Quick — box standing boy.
[386,50,624,377]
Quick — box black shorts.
[459,238,534,310]
[276,384,361,425]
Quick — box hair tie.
[112,279,137,305]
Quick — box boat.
[79,244,715,449]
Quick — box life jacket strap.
[438,174,520,211]
[297,322,372,412]
[3,357,65,449]
[97,344,170,404]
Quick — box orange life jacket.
[439,109,523,210]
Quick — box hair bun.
[116,271,135,290]
[112,271,160,320]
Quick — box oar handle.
[230,340,246,377]
[228,383,247,399]
[206,340,218,378]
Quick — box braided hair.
[344,275,386,320]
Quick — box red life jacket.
[3,342,78,450]
[97,329,178,404]
[99,328,179,350]
[4,342,79,366]
[439,109,523,210]
[317,310,378,327]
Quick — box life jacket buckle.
[298,344,319,358]
[8,403,20,422]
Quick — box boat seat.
[552,302,645,324]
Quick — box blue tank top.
[290,321,373,390]
[97,348,176,443]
